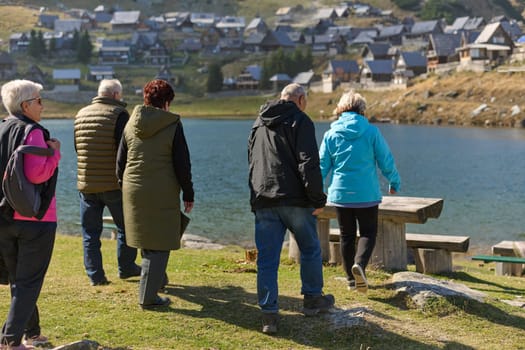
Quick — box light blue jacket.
[319,112,401,204]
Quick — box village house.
[236,64,261,90]
[457,21,515,72]
[38,14,59,29]
[394,51,427,85]
[111,11,141,32]
[361,43,397,61]
[9,33,29,53]
[426,33,462,73]
[322,59,360,92]
[403,20,444,48]
[245,17,268,36]
[52,68,81,92]
[360,59,395,87]
[86,65,115,81]
[98,41,132,65]
[293,70,315,89]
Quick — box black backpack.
[1,123,55,218]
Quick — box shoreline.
[56,231,497,256]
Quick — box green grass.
[2,234,525,349]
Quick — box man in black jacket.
[248,83,335,334]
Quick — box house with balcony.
[457,21,514,72]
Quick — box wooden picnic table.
[289,196,444,271]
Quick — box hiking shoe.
[119,265,142,279]
[141,296,171,310]
[23,334,49,347]
[261,313,279,334]
[351,263,368,294]
[90,277,110,286]
[303,294,335,316]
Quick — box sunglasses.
[24,97,42,105]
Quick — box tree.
[206,63,223,92]
[28,30,45,59]
[77,30,93,64]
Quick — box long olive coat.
[121,105,183,251]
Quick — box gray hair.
[97,79,122,97]
[334,90,366,116]
[1,79,43,116]
[280,83,306,101]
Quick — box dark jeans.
[0,220,56,346]
[335,206,378,280]
[139,250,170,305]
[79,190,138,283]
[254,206,323,313]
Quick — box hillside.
[8,0,525,22]
[360,70,525,128]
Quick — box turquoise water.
[41,118,525,248]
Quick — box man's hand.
[312,207,324,216]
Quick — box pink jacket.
[13,128,61,222]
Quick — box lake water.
[41,118,525,249]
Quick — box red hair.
[143,79,174,109]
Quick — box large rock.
[391,271,486,308]
[51,340,100,350]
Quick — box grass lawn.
[1,234,525,349]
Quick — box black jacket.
[0,115,58,221]
[248,100,326,211]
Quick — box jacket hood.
[330,112,370,140]
[129,105,180,139]
[256,100,299,127]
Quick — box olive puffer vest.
[74,97,127,193]
[122,105,183,251]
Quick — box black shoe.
[261,313,279,334]
[141,296,171,310]
[119,265,142,279]
[303,294,335,316]
[90,277,110,286]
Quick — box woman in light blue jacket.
[319,90,400,294]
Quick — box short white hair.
[1,79,43,116]
[280,83,306,101]
[334,90,366,116]
[98,79,122,97]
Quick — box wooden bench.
[405,233,469,274]
[471,241,525,276]
[328,230,469,274]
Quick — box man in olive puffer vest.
[74,79,140,286]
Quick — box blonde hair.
[1,79,43,116]
[334,90,366,116]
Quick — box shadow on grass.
[444,271,525,296]
[157,284,471,349]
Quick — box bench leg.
[329,242,342,265]
[413,248,452,274]
[495,261,524,276]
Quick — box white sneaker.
[351,264,368,294]
[23,334,49,347]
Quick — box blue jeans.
[254,206,324,313]
[79,190,138,282]
[0,220,56,346]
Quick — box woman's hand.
[47,138,61,151]
[184,201,194,213]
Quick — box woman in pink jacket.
[0,80,61,350]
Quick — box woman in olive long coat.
[117,79,194,308]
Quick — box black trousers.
[0,220,56,346]
[335,206,378,280]
[139,250,170,305]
